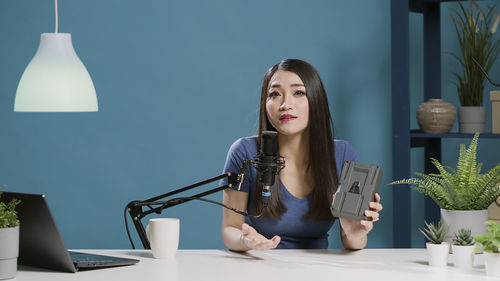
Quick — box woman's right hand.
[240,223,281,250]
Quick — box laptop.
[0,192,139,272]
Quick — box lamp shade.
[14,33,98,112]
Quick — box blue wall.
[0,0,497,250]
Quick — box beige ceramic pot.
[417,99,456,133]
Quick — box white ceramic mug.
[146,218,180,259]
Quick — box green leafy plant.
[451,0,500,106]
[474,221,500,252]
[389,133,500,210]
[453,228,475,246]
[420,221,447,244]
[0,189,20,228]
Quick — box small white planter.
[452,244,475,270]
[440,209,488,248]
[0,226,19,280]
[458,106,486,133]
[484,252,500,278]
[426,242,449,267]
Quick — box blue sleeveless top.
[220,136,358,249]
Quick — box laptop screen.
[1,192,77,272]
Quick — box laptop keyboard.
[69,251,115,263]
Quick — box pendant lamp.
[14,0,98,112]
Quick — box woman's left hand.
[335,193,383,240]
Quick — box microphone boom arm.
[124,132,283,250]
[126,172,241,249]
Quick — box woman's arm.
[222,189,280,251]
[222,189,251,251]
[340,226,367,250]
[338,193,383,250]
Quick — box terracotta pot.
[417,99,456,133]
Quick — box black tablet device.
[330,161,383,221]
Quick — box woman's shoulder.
[230,135,258,148]
[233,135,258,145]
[334,139,358,161]
[228,136,259,157]
[333,139,352,149]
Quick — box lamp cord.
[55,0,58,33]
[472,57,500,87]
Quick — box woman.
[220,59,382,251]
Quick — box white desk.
[15,249,494,281]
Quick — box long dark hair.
[253,59,339,221]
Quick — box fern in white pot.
[390,133,500,246]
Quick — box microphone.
[258,131,281,207]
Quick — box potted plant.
[390,133,500,245]
[452,228,475,269]
[420,221,449,267]
[451,0,500,133]
[474,221,500,277]
[0,190,20,280]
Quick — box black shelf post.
[391,0,444,248]
[422,2,442,224]
[391,0,412,248]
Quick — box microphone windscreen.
[261,131,278,157]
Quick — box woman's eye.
[294,91,305,96]
[268,91,280,98]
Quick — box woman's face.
[265,70,309,137]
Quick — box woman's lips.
[280,114,297,122]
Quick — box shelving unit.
[391,0,500,248]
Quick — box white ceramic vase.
[0,226,19,280]
[440,209,488,248]
[484,252,500,277]
[451,245,475,270]
[426,242,449,267]
[458,106,486,133]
